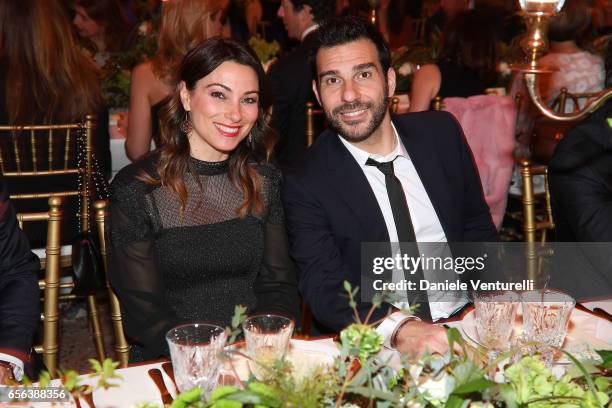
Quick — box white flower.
[398,62,413,76]
[419,372,455,403]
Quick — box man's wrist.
[390,316,421,348]
[0,361,15,382]
[377,311,421,350]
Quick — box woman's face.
[73,5,104,39]
[180,61,260,162]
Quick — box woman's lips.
[214,123,241,137]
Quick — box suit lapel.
[393,117,457,240]
[324,132,390,242]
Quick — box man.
[268,0,333,169]
[0,175,40,384]
[282,16,497,356]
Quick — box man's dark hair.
[289,0,334,24]
[310,15,391,84]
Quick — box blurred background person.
[536,0,604,112]
[223,0,263,42]
[378,0,419,50]
[110,38,298,361]
[425,0,468,41]
[268,0,333,170]
[73,0,134,67]
[126,0,226,162]
[0,0,110,244]
[409,9,500,112]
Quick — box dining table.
[5,300,610,408]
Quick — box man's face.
[313,38,395,143]
[277,0,310,40]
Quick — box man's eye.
[211,91,226,99]
[326,77,340,85]
[359,71,372,79]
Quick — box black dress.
[108,154,299,361]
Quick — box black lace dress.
[108,154,299,361]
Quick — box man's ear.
[179,81,191,111]
[300,4,314,25]
[312,80,322,106]
[387,67,397,97]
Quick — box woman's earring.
[181,118,192,134]
[248,133,253,145]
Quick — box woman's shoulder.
[111,153,160,197]
[253,161,282,182]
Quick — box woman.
[126,0,226,162]
[109,38,299,361]
[409,9,499,112]
[73,0,132,67]
[0,0,110,245]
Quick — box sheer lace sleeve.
[253,168,299,319]
[108,169,183,360]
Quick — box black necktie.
[366,157,432,320]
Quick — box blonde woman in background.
[126,0,227,161]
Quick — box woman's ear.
[179,81,191,111]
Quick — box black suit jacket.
[282,112,497,332]
[268,31,319,169]
[0,175,40,366]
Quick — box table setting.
[6,286,611,407]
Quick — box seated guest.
[268,0,333,169]
[73,0,133,67]
[548,41,612,301]
[126,0,226,162]
[110,38,299,361]
[409,9,500,112]
[282,16,497,357]
[0,0,110,246]
[0,175,40,384]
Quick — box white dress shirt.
[338,124,467,327]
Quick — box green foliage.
[248,37,280,64]
[340,323,383,362]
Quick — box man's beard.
[325,86,389,143]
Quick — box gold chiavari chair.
[432,96,444,111]
[94,200,130,367]
[520,158,554,244]
[17,197,63,378]
[1,116,106,377]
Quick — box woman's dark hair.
[438,9,500,85]
[142,38,275,217]
[311,15,391,83]
[547,0,591,43]
[75,0,131,52]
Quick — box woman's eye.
[243,97,258,104]
[211,91,226,99]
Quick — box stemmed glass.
[243,314,294,381]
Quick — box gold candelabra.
[368,0,380,25]
[516,0,612,120]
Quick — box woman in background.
[110,38,298,361]
[126,0,226,162]
[408,9,499,112]
[73,0,133,67]
[0,0,110,243]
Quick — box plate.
[223,339,339,381]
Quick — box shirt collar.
[301,24,319,41]
[339,122,410,167]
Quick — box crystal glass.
[473,291,519,351]
[166,323,227,395]
[522,289,575,349]
[243,314,294,380]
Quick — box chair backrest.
[94,200,130,368]
[17,197,63,378]
[0,115,97,233]
[551,88,602,114]
[519,159,554,243]
[441,95,517,229]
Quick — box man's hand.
[0,362,15,385]
[394,320,449,359]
